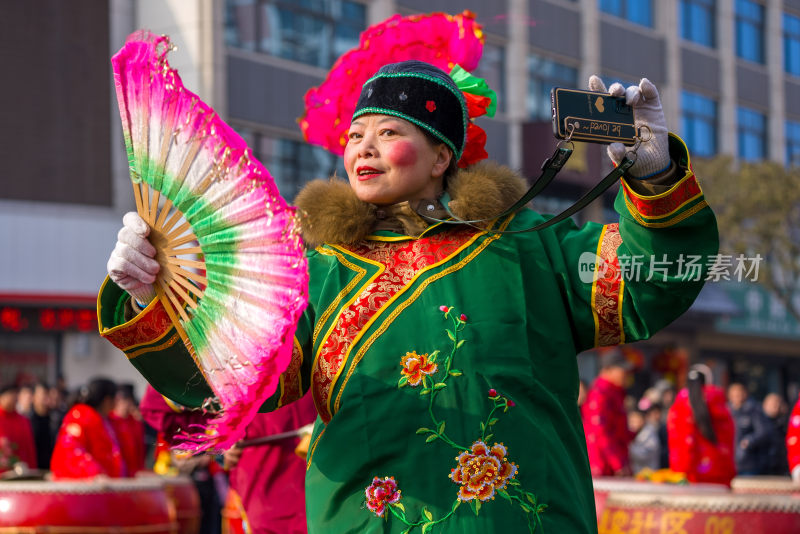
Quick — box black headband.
[352,72,468,159]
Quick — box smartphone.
[551,87,637,145]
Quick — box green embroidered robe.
[98,136,718,533]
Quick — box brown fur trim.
[293,161,528,245]
[446,161,529,225]
[293,178,376,248]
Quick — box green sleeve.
[542,134,719,353]
[98,273,315,412]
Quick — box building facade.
[2,0,799,399]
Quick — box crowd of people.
[580,350,798,486]
[0,375,314,534]
[0,377,148,478]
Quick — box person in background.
[762,393,789,476]
[139,385,221,534]
[0,384,37,473]
[16,384,33,417]
[630,403,663,475]
[110,383,146,475]
[47,382,68,434]
[50,377,125,479]
[25,382,55,471]
[222,391,317,534]
[728,382,771,476]
[668,365,735,485]
[582,349,636,476]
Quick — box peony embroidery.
[365,476,402,517]
[399,351,438,387]
[450,441,517,502]
[375,306,545,533]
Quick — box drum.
[599,492,800,534]
[221,488,249,534]
[163,476,201,534]
[0,478,175,533]
[137,472,201,534]
[593,477,729,522]
[730,476,800,495]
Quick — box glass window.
[472,43,506,113]
[528,55,578,120]
[599,0,654,27]
[225,0,366,69]
[737,106,766,161]
[736,0,765,63]
[681,91,717,157]
[235,128,342,200]
[786,120,800,166]
[784,13,800,75]
[680,0,715,48]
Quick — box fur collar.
[293,161,528,248]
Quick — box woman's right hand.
[106,212,160,305]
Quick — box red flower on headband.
[426,100,437,112]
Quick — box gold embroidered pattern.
[591,224,625,347]
[312,226,480,423]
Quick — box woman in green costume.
[101,61,718,533]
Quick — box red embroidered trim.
[312,227,478,422]
[594,224,624,347]
[622,172,702,218]
[103,301,174,352]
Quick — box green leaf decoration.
[437,421,446,434]
[416,427,432,435]
[497,489,511,500]
[393,502,406,513]
[488,418,498,426]
[398,376,408,388]
[433,383,446,390]
[526,494,537,505]
[470,500,479,516]
[475,500,482,513]
[449,370,463,376]
[479,422,485,432]
[456,339,466,348]
[450,64,498,117]
[430,350,440,357]
[422,508,433,521]
[401,528,412,534]
[420,389,431,396]
[421,523,433,534]
[425,434,438,443]
[484,433,493,441]
[446,330,455,341]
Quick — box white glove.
[588,76,670,179]
[107,212,160,305]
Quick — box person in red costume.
[51,377,126,479]
[787,393,800,483]
[222,391,317,534]
[0,384,37,473]
[582,349,635,476]
[667,365,736,485]
[109,383,146,475]
[139,385,222,534]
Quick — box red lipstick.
[356,166,383,181]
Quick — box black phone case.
[551,87,637,145]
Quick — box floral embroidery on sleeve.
[364,306,547,533]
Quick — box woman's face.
[344,114,452,205]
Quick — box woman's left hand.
[588,76,670,179]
